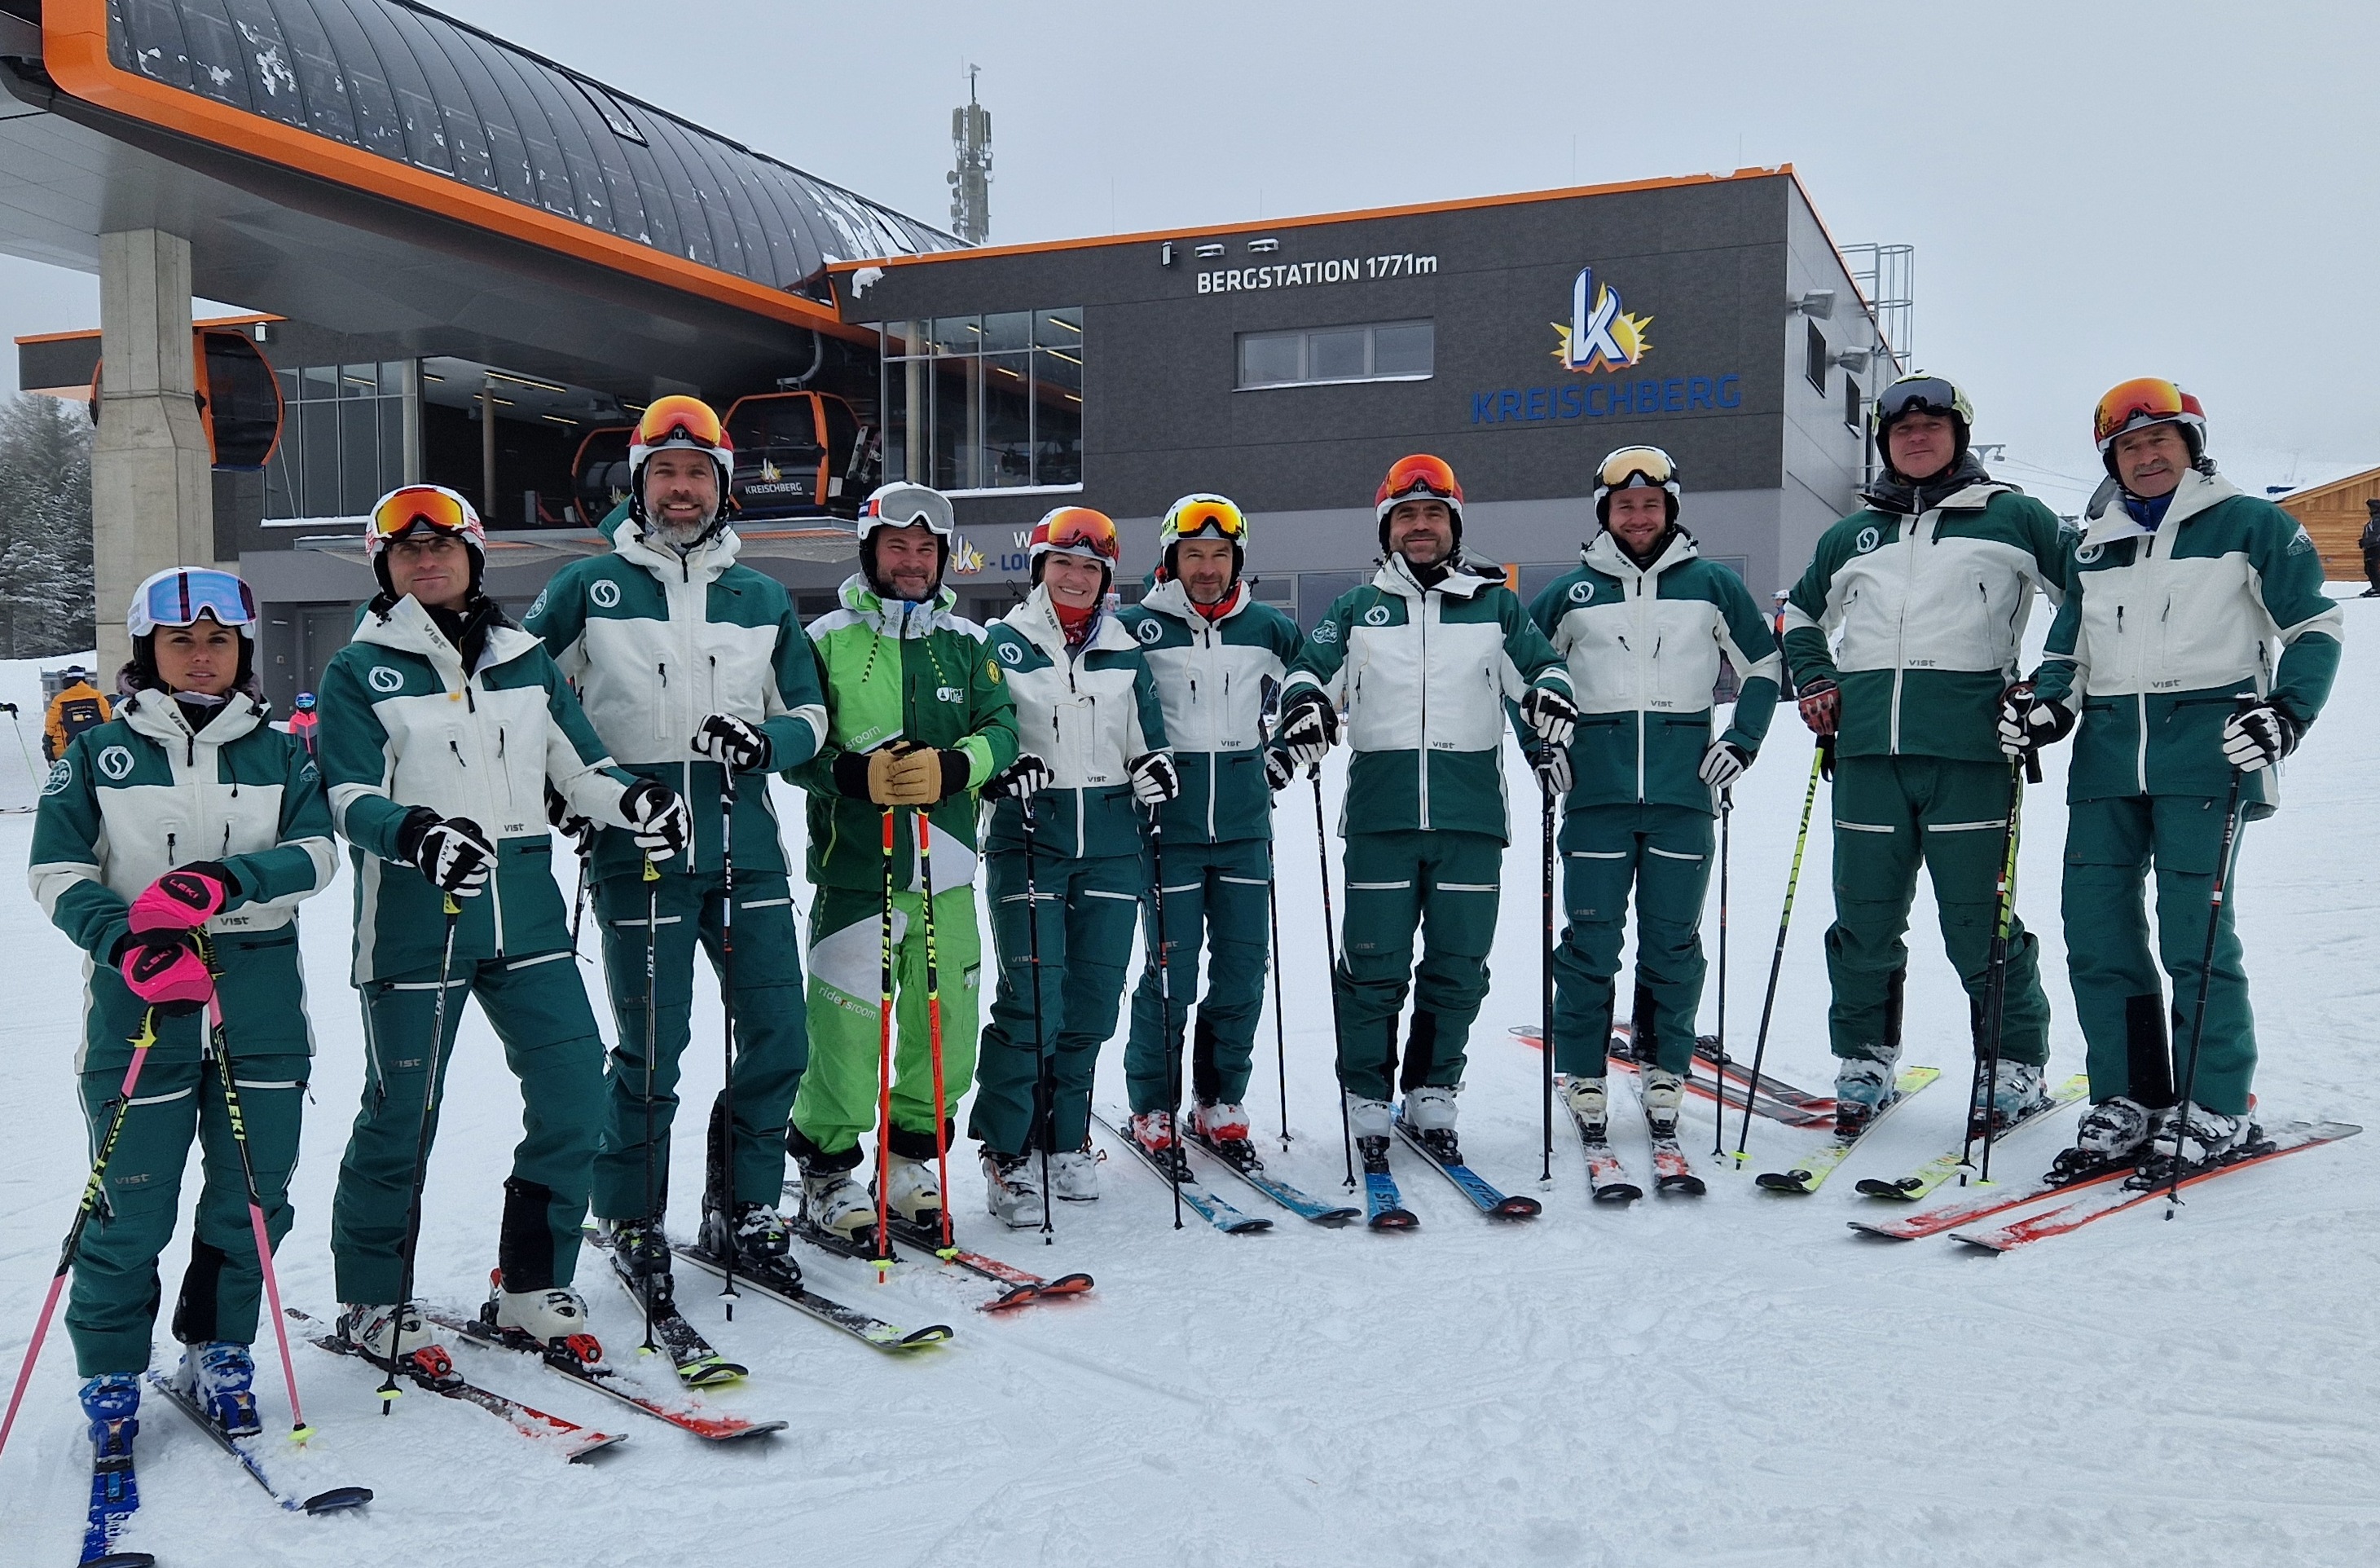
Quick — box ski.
[288,1308,627,1460]
[581,1228,746,1386]
[1181,1127,1362,1225]
[79,1410,146,1567]
[143,1371,373,1517]
[1616,1071,1705,1196]
[881,1216,1095,1310]
[1560,1090,1643,1204]
[1845,1160,2133,1241]
[1392,1116,1543,1218]
[1092,1110,1274,1235]
[1361,1157,1418,1231]
[1854,1073,2090,1201]
[1948,1120,2363,1253]
[672,1242,955,1351]
[1512,1024,1835,1118]
[420,1305,785,1442]
[1753,1066,1942,1194]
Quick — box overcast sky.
[3,0,2372,513]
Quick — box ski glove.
[691,712,771,773]
[1520,687,1578,750]
[620,778,691,861]
[1531,743,1573,796]
[117,929,212,1016]
[2221,703,2300,773]
[1128,750,1181,807]
[1276,689,1339,769]
[128,861,239,933]
[396,808,495,896]
[1262,747,1296,793]
[1797,676,1840,738]
[985,753,1051,803]
[877,745,945,808]
[544,782,596,857]
[1697,739,1751,790]
[1996,681,2075,760]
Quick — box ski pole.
[1149,804,1183,1231]
[0,1010,159,1461]
[1964,757,2031,1184]
[384,896,461,1405]
[191,948,310,1440]
[1265,841,1292,1153]
[1020,795,1054,1243]
[1313,765,1354,1189]
[1710,787,1732,1158]
[638,852,659,1354]
[1536,749,1556,1187]
[1734,741,1827,1165]
[1,702,33,780]
[714,766,740,1319]
[872,806,897,1276]
[2167,707,2254,1214]
[568,840,591,962]
[917,806,955,1255]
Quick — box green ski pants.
[1124,836,1273,1114]
[1824,755,2050,1065]
[1334,829,1503,1103]
[2063,794,2255,1116]
[1551,803,1714,1079]
[590,868,807,1218]
[969,844,1142,1156]
[68,932,309,1376]
[331,949,604,1305]
[789,881,982,1163]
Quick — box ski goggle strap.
[371,485,476,539]
[1595,445,1678,495]
[1166,496,1247,541]
[1377,453,1462,509]
[2092,377,2197,448]
[133,568,257,634]
[634,394,727,451]
[1876,377,1964,424]
[861,482,955,535]
[1035,507,1120,562]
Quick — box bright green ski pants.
[1551,803,1713,1079]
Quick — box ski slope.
[3,597,2377,1566]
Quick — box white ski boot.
[878,1151,944,1226]
[1639,1069,1686,1139]
[982,1148,1048,1229]
[337,1302,435,1362]
[2049,1096,2155,1180]
[2137,1102,2250,1183]
[1049,1141,1103,1201]
[1401,1084,1462,1164]
[1345,1093,1393,1143]
[1832,1054,1900,1137]
[799,1162,878,1241]
[1562,1076,1610,1139]
[488,1280,600,1360]
[171,1341,260,1438]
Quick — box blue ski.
[1181,1129,1362,1225]
[1093,1111,1272,1235]
[80,1409,146,1566]
[1363,1169,1418,1231]
[1392,1117,1542,1218]
[143,1371,373,1516]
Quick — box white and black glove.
[1262,748,1296,793]
[544,783,596,857]
[1531,743,1572,795]
[1521,686,1578,750]
[397,808,495,896]
[692,712,771,773]
[1277,689,1339,769]
[985,753,1052,802]
[620,778,692,861]
[2221,703,2299,773]
[1996,682,2074,760]
[1127,750,1181,807]
[1698,739,1751,790]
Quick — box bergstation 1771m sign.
[1196,253,1439,293]
[1471,263,1742,425]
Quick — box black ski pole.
[1313,766,1354,1189]
[1536,749,1556,1187]
[639,852,659,1353]
[714,768,740,1319]
[1735,741,1827,1165]
[2167,711,2253,1214]
[384,896,461,1405]
[1710,787,1732,1158]
[1020,795,1054,1243]
[1149,804,1184,1231]
[1266,840,1292,1153]
[1965,755,2035,1184]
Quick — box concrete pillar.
[92,228,213,674]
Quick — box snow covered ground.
[3,599,2378,1566]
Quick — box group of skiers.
[19,372,2340,1479]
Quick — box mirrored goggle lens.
[2093,378,2189,446]
[1877,377,1962,421]
[143,570,257,629]
[1174,503,1245,539]
[1597,447,1675,491]
[372,487,471,537]
[1383,455,1458,500]
[636,396,724,449]
[1044,509,1120,559]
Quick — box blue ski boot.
[81,1372,141,1455]
[173,1341,261,1438]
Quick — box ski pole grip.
[2023,750,2043,786]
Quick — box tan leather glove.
[878,745,942,807]
[864,746,911,805]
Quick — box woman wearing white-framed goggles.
[127,567,259,639]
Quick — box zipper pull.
[167,830,178,865]
[450,738,469,769]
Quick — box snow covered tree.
[0,394,95,657]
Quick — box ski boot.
[337,1302,436,1363]
[1639,1071,1686,1139]
[1357,1134,1394,1178]
[982,1148,1048,1229]
[1401,1085,1462,1165]
[1126,1110,1192,1182]
[2133,1102,2253,1187]
[1980,1060,2050,1132]
[1188,1100,1260,1170]
[80,1372,140,1460]
[1832,1054,1899,1138]
[878,1150,944,1227]
[605,1214,673,1279]
[1049,1140,1103,1202]
[704,1200,793,1263]
[1562,1076,1610,1139]
[2047,1096,2154,1183]
[171,1341,260,1438]
[798,1159,878,1244]
[487,1279,604,1367]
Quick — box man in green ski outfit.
[321,485,690,1360]
[1529,446,1780,1142]
[524,396,826,1298]
[782,482,1017,1239]
[1116,494,1304,1169]
[1780,373,2069,1136]
[2006,379,2341,1181]
[1278,454,1575,1178]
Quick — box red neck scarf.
[1054,598,1098,647]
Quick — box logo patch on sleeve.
[41,758,71,796]
[367,666,405,694]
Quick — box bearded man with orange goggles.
[2006,381,2342,1183]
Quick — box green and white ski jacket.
[2030,470,2343,813]
[1283,555,1572,844]
[1116,579,1302,846]
[1530,528,1781,814]
[524,518,825,883]
[319,595,643,984]
[30,688,336,982]
[983,585,1168,864]
[1781,480,2068,762]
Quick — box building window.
[1236,320,1434,390]
[875,309,1082,493]
[1805,322,1828,392]
[264,361,410,519]
[1844,374,1863,431]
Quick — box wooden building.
[2279,465,2380,580]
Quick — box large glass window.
[264,359,411,519]
[1236,320,1433,389]
[875,306,1083,492]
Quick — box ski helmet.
[1157,493,1248,582]
[365,484,486,595]
[1872,372,1975,474]
[2092,377,2207,475]
[125,566,259,694]
[1027,506,1120,588]
[1593,445,1681,525]
[1375,454,1463,553]
[627,395,735,536]
[856,482,957,597]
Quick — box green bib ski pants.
[1333,829,1503,1103]
[589,867,807,1219]
[788,881,982,1165]
[1124,836,1273,1115]
[330,949,605,1305]
[68,932,309,1376]
[1824,755,2049,1066]
[2062,794,2255,1116]
[1550,803,1714,1079]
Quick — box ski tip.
[1754,1172,1815,1193]
[1367,1209,1419,1231]
[301,1486,376,1513]
[1491,1196,1544,1218]
[1590,1184,1643,1204]
[565,1433,631,1461]
[900,1325,957,1345]
[1222,1218,1277,1235]
[1656,1178,1707,1196]
[85,1555,157,1568]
